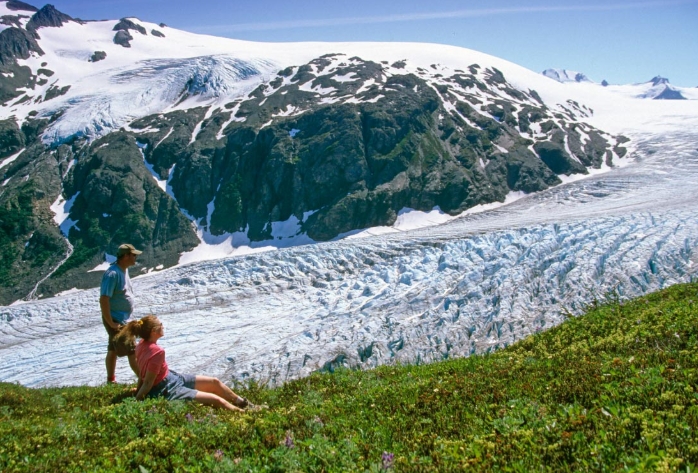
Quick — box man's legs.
[106,350,117,383]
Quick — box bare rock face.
[89,50,106,62]
[0,27,43,65]
[151,29,165,38]
[26,4,77,35]
[6,1,38,12]
[113,18,146,35]
[1,15,24,28]
[0,26,44,103]
[113,30,133,48]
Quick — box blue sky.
[45,0,698,86]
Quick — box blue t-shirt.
[100,264,135,323]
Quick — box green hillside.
[2,282,697,472]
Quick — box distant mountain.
[0,1,632,304]
[542,68,689,100]
[637,76,686,100]
[542,69,592,83]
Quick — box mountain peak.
[542,69,592,83]
[26,4,77,33]
[650,75,670,86]
[637,76,686,100]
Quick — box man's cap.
[117,244,143,257]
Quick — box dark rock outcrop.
[113,30,133,48]
[26,4,76,34]
[0,135,69,304]
[1,15,23,27]
[653,87,685,100]
[0,118,25,159]
[0,63,36,104]
[6,1,38,12]
[113,18,146,35]
[44,84,70,101]
[0,26,43,65]
[650,76,669,86]
[89,50,106,62]
[151,29,165,38]
[53,132,199,287]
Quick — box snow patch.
[89,253,116,272]
[298,80,336,96]
[138,142,167,192]
[53,288,83,297]
[50,191,80,236]
[0,148,25,170]
[331,73,358,83]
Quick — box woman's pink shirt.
[135,340,169,385]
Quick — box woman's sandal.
[237,397,267,411]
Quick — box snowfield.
[2,129,697,387]
[5,15,696,145]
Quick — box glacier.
[1,130,697,388]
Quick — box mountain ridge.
[542,68,692,100]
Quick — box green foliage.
[21,227,64,267]
[3,284,698,472]
[0,118,25,159]
[0,184,34,285]
[50,240,99,279]
[210,176,243,234]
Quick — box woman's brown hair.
[114,314,159,347]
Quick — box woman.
[115,315,257,411]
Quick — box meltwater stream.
[1,132,697,387]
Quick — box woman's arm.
[135,371,157,401]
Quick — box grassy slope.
[1,283,698,472]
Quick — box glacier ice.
[40,55,277,144]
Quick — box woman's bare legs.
[194,376,247,409]
[193,391,243,411]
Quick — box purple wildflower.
[381,451,394,470]
[214,450,224,462]
[284,430,295,448]
[185,413,193,422]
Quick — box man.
[100,243,142,383]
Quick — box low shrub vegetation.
[2,283,698,472]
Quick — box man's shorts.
[147,371,198,401]
[102,318,136,357]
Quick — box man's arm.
[100,295,120,330]
[135,371,157,401]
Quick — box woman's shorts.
[147,371,198,401]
